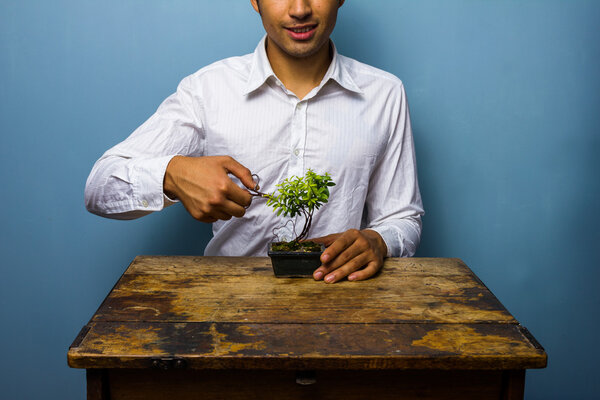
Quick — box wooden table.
[68,257,546,399]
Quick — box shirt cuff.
[131,155,180,211]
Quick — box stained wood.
[68,257,546,373]
[123,256,473,276]
[92,257,515,324]
[69,321,546,370]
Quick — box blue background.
[1,1,598,398]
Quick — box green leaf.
[264,170,336,240]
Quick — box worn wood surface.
[68,257,546,371]
[70,322,544,370]
[93,257,515,324]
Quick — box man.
[85,0,424,283]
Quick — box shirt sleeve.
[364,83,424,257]
[84,77,204,219]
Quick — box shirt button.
[293,149,300,156]
[142,200,149,207]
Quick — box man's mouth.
[285,25,317,40]
[290,26,314,33]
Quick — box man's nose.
[289,0,312,20]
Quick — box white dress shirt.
[85,36,424,257]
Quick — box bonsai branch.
[252,170,335,243]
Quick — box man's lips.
[285,24,317,41]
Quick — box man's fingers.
[220,198,248,219]
[323,253,369,283]
[226,179,253,207]
[312,229,386,283]
[348,261,380,281]
[312,231,360,280]
[313,240,363,280]
[325,240,365,271]
[320,229,360,264]
[165,155,255,223]
[222,156,256,190]
[184,191,245,221]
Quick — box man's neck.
[265,38,332,100]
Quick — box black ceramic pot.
[268,243,325,278]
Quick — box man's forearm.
[367,215,422,257]
[85,154,178,219]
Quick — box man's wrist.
[362,229,388,258]
[163,155,184,199]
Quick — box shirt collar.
[243,35,363,96]
[325,40,363,94]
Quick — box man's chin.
[285,40,328,59]
[266,35,328,61]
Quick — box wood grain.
[68,257,546,373]
[92,257,515,324]
[69,321,546,370]
[123,256,473,276]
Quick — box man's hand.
[310,229,387,283]
[163,155,255,223]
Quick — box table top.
[68,256,546,370]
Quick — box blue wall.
[1,1,598,398]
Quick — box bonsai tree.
[250,169,335,250]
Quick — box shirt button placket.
[289,100,307,235]
[289,101,306,178]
